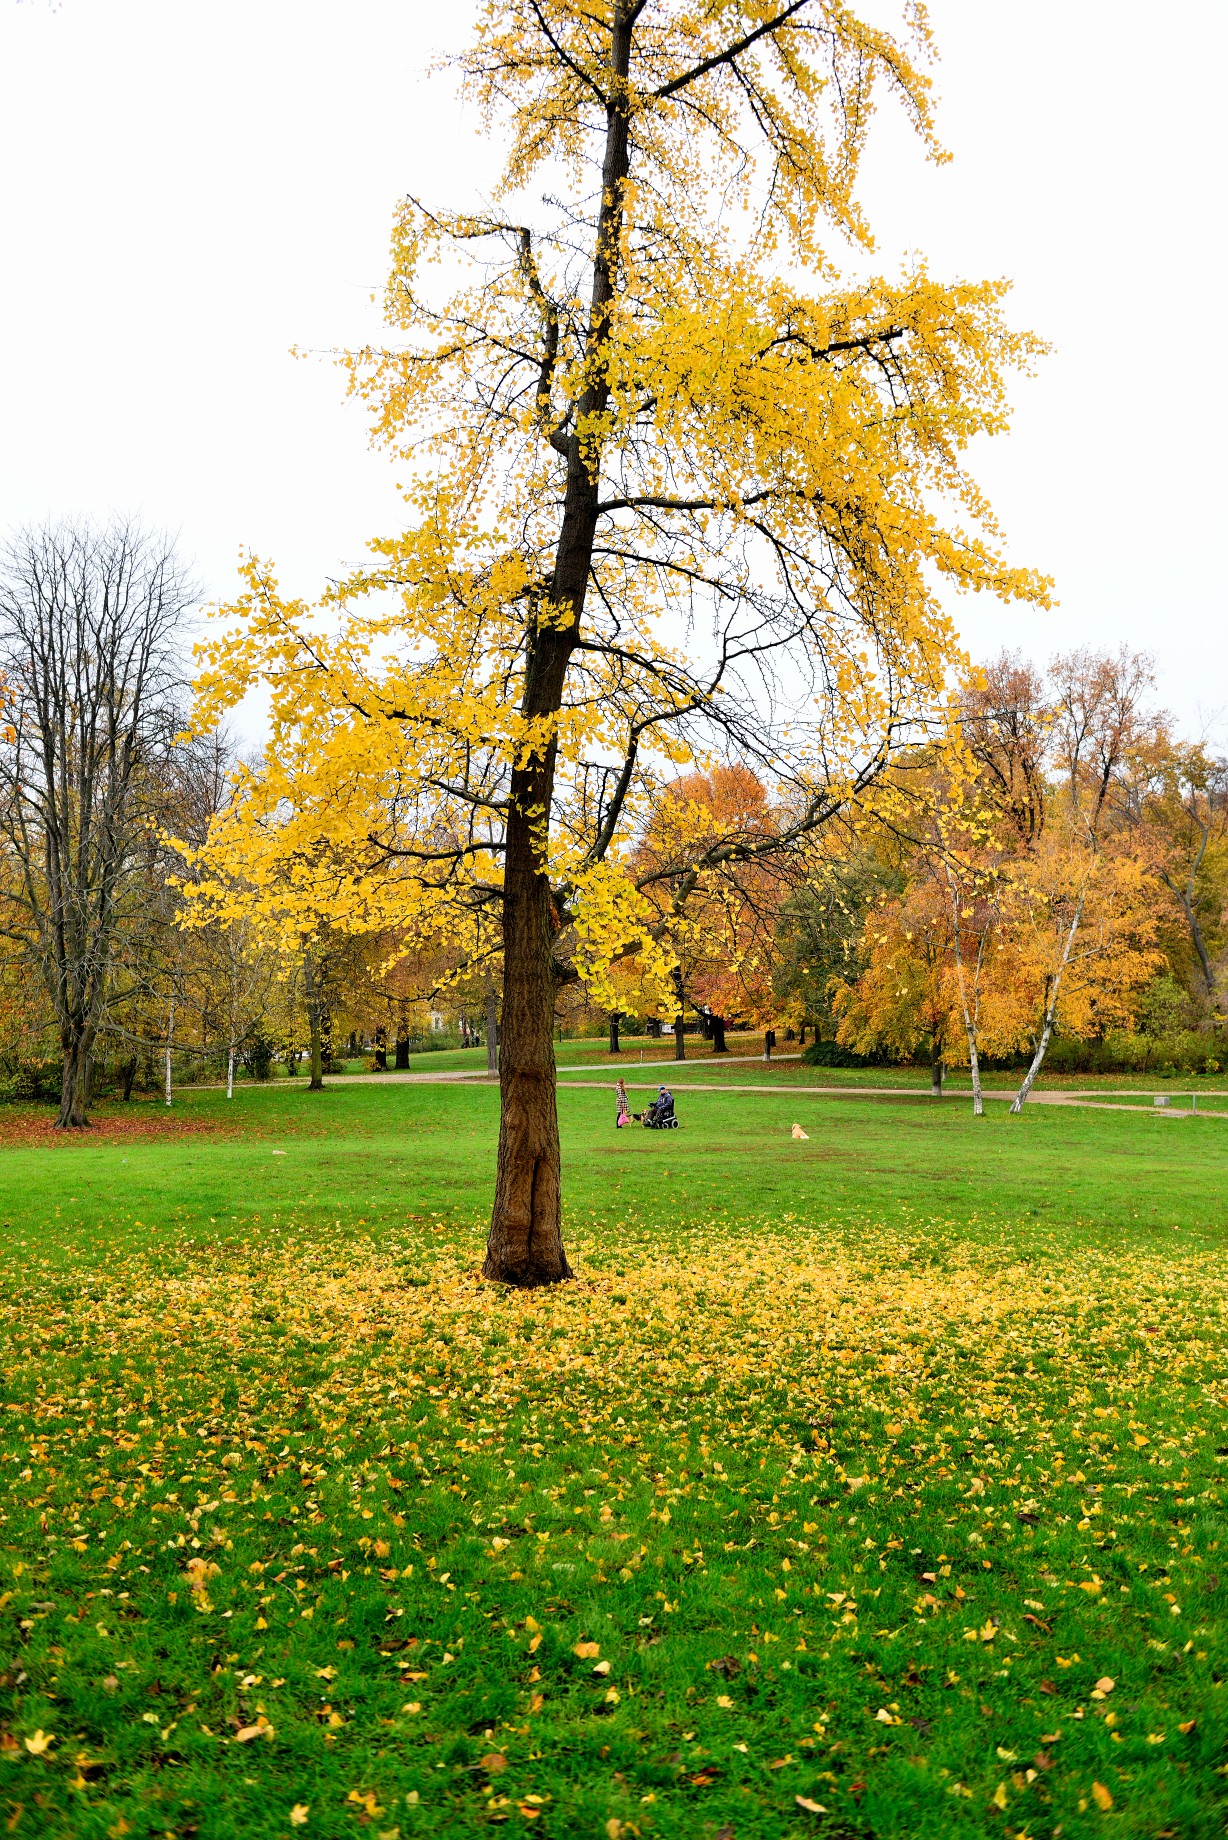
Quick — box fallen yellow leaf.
[235,1715,274,1744]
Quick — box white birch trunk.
[945,864,986,1117]
[227,1036,236,1100]
[1010,887,1086,1113]
[164,994,175,1108]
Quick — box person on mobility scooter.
[641,1085,679,1130]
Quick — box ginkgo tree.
[187,0,1049,1284]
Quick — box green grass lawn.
[322,1032,1228,1094]
[1,1083,1226,1838]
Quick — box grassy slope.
[0,1084,1225,1839]
[329,1036,1228,1092]
[2,1079,1224,1251]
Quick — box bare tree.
[0,519,193,1126]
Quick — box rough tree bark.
[608,1011,622,1054]
[930,1053,944,1097]
[483,8,634,1284]
[710,1014,728,1054]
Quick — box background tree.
[831,876,955,1094]
[1119,735,1228,1024]
[1008,647,1156,1109]
[635,765,792,1055]
[187,0,1048,1282]
[0,519,193,1126]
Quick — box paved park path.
[313,1065,1226,1118]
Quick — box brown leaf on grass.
[1023,1613,1051,1632]
[183,1558,220,1593]
[234,1715,274,1744]
[481,1754,508,1774]
[1038,1679,1057,1695]
[707,1656,741,1679]
[1033,1751,1055,1771]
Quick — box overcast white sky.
[1,0,1225,741]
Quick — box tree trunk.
[121,1056,137,1103]
[394,1026,410,1071]
[930,1054,944,1097]
[164,995,175,1108]
[1011,888,1086,1113]
[227,1034,236,1100]
[711,1014,728,1054]
[486,986,499,1077]
[56,1026,91,1129]
[944,865,986,1117]
[484,5,633,1284]
[484,756,573,1286]
[674,1014,687,1061]
[304,954,325,1091]
[1178,884,1223,1022]
[608,1011,621,1054]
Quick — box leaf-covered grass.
[1,1084,1226,1838]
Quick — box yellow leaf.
[991,1781,1008,1810]
[235,1715,274,1744]
[1092,1781,1113,1811]
[573,1641,600,1659]
[23,1730,54,1756]
[289,1807,310,1827]
[795,1797,828,1814]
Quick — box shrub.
[801,1039,889,1069]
